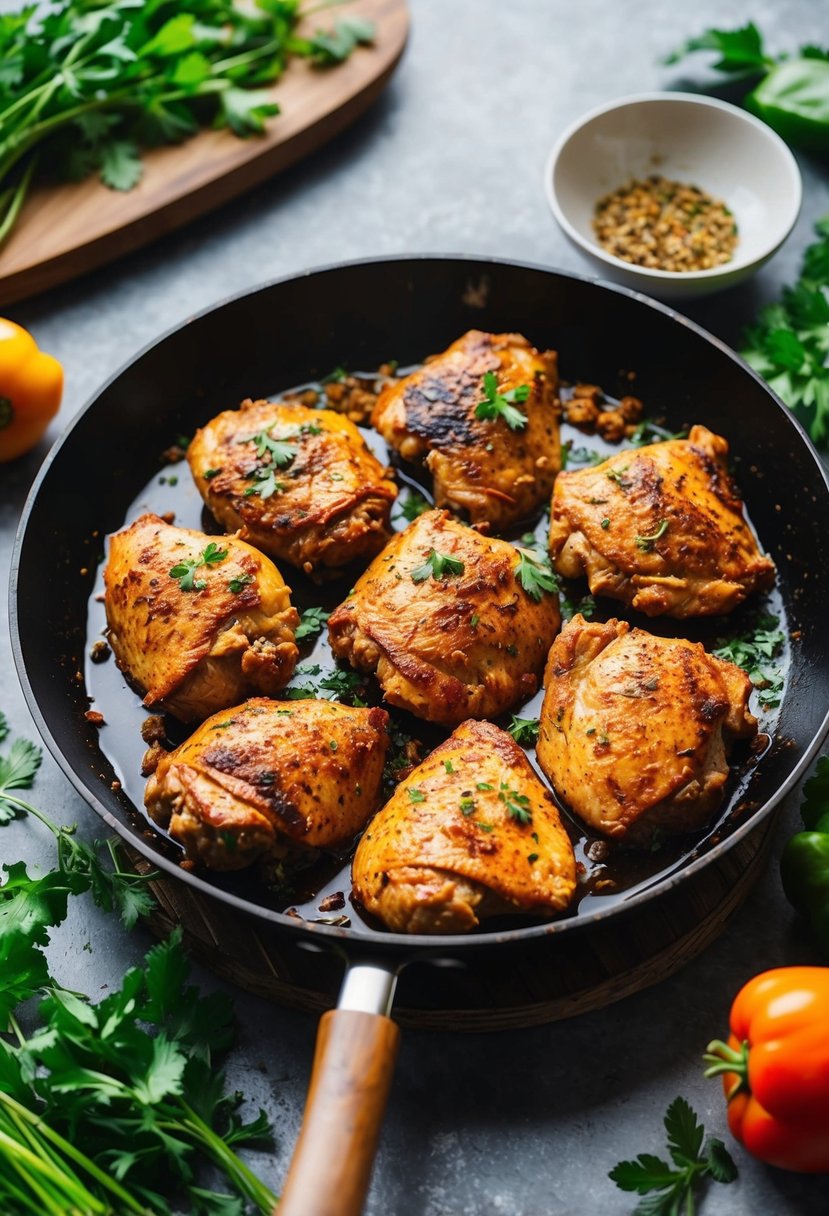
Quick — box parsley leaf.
[99,137,142,190]
[240,427,300,468]
[742,217,829,445]
[515,548,559,600]
[0,736,42,821]
[713,613,785,708]
[499,782,533,825]
[169,541,228,590]
[610,1097,737,1213]
[395,489,432,523]
[634,520,669,551]
[411,548,465,582]
[664,22,770,73]
[474,370,531,430]
[295,605,330,642]
[306,16,375,66]
[507,715,540,747]
[243,466,284,499]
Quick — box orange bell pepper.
[0,318,63,462]
[703,966,829,1173]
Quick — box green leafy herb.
[560,592,597,622]
[609,1096,737,1215]
[664,24,829,156]
[169,541,227,590]
[476,782,493,791]
[0,1,369,251]
[443,759,454,774]
[634,519,669,551]
[515,548,559,600]
[408,787,425,804]
[628,421,689,446]
[228,573,254,594]
[474,370,531,430]
[499,782,533,825]
[411,548,465,583]
[240,427,300,468]
[243,466,285,499]
[561,441,606,469]
[606,466,631,488]
[713,613,786,708]
[459,796,475,815]
[283,664,368,706]
[474,821,494,833]
[295,605,330,642]
[741,217,829,445]
[395,489,432,523]
[507,715,540,747]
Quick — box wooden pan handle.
[277,1007,401,1216]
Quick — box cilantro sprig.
[498,782,533,825]
[713,612,786,708]
[609,1096,737,1215]
[295,605,331,643]
[506,715,540,747]
[169,541,227,591]
[0,1,373,250]
[411,549,465,583]
[474,371,531,430]
[395,488,432,523]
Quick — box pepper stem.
[702,1038,750,1100]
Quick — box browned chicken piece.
[548,424,775,617]
[535,614,757,847]
[352,719,577,934]
[104,514,299,723]
[372,330,560,531]
[328,509,561,726]
[187,398,397,577]
[145,697,389,870]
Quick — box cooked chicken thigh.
[145,697,389,870]
[352,719,576,933]
[188,399,397,577]
[104,514,299,722]
[372,330,560,531]
[548,425,775,617]
[536,615,757,847]
[328,509,561,726]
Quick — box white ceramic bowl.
[545,92,802,299]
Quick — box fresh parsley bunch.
[0,0,374,248]
[0,713,278,1214]
[741,217,829,447]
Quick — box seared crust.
[548,425,775,617]
[188,399,397,576]
[372,330,560,531]
[327,509,561,726]
[352,719,576,933]
[104,514,299,722]
[145,697,389,870]
[535,614,757,846]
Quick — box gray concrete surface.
[2,1,828,1212]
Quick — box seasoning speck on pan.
[593,175,738,272]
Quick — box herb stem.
[0,154,38,251]
[178,1101,279,1212]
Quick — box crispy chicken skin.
[372,330,560,531]
[104,514,299,723]
[535,615,757,847]
[548,425,775,617]
[187,399,397,577]
[352,719,576,933]
[145,697,390,870]
[327,510,561,726]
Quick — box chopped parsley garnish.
[474,370,530,431]
[476,782,493,791]
[527,852,539,863]
[713,613,786,708]
[203,467,222,479]
[243,467,285,499]
[561,441,605,469]
[470,613,480,629]
[239,428,300,468]
[169,541,227,591]
[443,759,455,773]
[396,489,431,522]
[507,715,540,746]
[601,518,611,529]
[628,420,689,446]
[408,787,425,804]
[411,548,465,583]
[499,782,533,825]
[606,466,631,488]
[475,821,494,832]
[295,605,331,642]
[560,592,597,622]
[635,520,669,550]
[283,664,368,706]
[515,548,559,600]
[459,796,475,815]
[228,573,255,594]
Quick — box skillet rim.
[11,252,829,955]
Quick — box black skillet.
[11,258,829,1215]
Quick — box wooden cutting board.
[0,0,409,308]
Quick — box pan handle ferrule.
[337,960,398,1017]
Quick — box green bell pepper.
[781,831,829,953]
[746,58,829,155]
